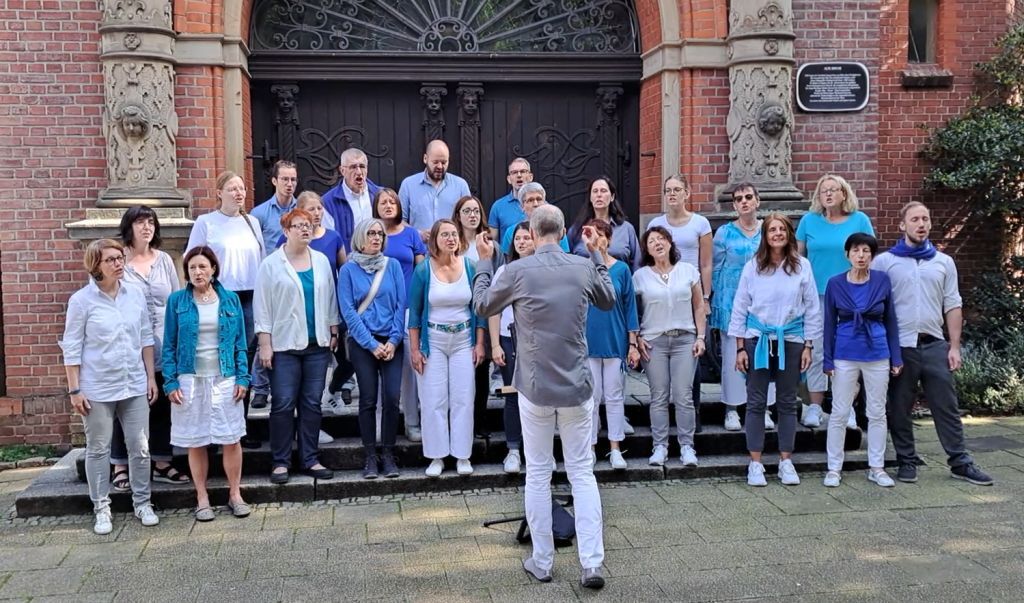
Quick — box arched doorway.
[247,0,642,223]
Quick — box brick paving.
[2,417,1024,602]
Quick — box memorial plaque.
[796,62,870,112]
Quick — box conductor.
[472,204,615,589]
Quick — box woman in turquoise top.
[711,183,776,433]
[583,219,640,471]
[795,174,874,429]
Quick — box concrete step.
[74,424,861,480]
[18,448,883,517]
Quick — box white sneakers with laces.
[724,410,741,431]
[608,449,627,470]
[134,504,160,527]
[680,445,698,467]
[778,459,801,485]
[801,404,823,428]
[648,444,669,466]
[747,461,767,487]
[94,508,113,535]
[503,450,521,474]
[425,458,444,477]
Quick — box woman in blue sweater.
[338,219,407,479]
[584,219,640,470]
[822,233,903,488]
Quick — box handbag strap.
[357,265,387,315]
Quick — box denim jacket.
[162,281,250,393]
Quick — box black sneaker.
[362,454,379,480]
[896,463,918,483]
[380,452,400,478]
[250,393,269,409]
[950,463,994,486]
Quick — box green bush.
[955,338,1024,415]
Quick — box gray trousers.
[644,332,697,448]
[745,339,802,453]
[887,340,973,468]
[83,394,152,512]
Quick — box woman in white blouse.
[254,208,341,485]
[633,226,706,468]
[728,213,821,488]
[186,171,266,448]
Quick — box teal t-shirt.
[796,210,874,294]
[298,268,317,341]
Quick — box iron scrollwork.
[513,126,600,208]
[294,126,391,191]
[250,0,639,54]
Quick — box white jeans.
[804,296,829,394]
[417,328,474,460]
[719,331,776,407]
[588,357,625,445]
[520,394,604,572]
[827,359,890,470]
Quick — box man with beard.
[399,140,470,240]
[251,160,298,252]
[488,157,533,243]
[322,148,381,251]
[873,202,993,486]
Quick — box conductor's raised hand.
[581,225,599,254]
[475,232,493,261]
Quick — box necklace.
[653,265,672,282]
[195,288,215,303]
[738,219,759,233]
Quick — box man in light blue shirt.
[488,157,532,242]
[250,160,298,252]
[399,140,470,238]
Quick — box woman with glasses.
[338,219,407,479]
[254,209,340,485]
[409,219,484,477]
[60,239,160,535]
[795,174,874,429]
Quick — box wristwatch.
[804,341,814,350]
[68,389,81,395]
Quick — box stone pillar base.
[97,187,192,208]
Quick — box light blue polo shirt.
[796,210,875,294]
[250,194,295,252]
[488,191,526,243]
[398,171,471,232]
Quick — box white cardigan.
[253,247,340,351]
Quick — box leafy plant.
[0,445,55,463]
[956,338,1024,415]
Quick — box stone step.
[74,425,861,480]
[18,448,883,517]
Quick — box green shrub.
[955,338,1024,415]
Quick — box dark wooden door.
[251,80,639,225]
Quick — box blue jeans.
[269,344,331,469]
[498,336,522,449]
[348,337,403,449]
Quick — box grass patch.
[0,444,55,463]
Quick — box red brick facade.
[0,0,1015,445]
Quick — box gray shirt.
[123,250,180,370]
[473,243,616,407]
[872,250,962,348]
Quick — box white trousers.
[417,328,474,460]
[804,296,829,394]
[588,357,626,445]
[719,331,776,407]
[827,359,890,470]
[520,394,604,571]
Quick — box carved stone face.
[757,104,787,137]
[600,91,618,114]
[277,90,295,113]
[118,104,150,140]
[461,91,478,115]
[425,91,443,115]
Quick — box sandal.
[195,506,216,522]
[111,469,130,492]
[152,464,191,485]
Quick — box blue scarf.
[745,314,805,371]
[889,238,937,261]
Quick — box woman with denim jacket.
[409,219,485,477]
[163,246,251,521]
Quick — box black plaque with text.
[796,62,870,112]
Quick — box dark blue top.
[298,268,316,341]
[382,225,428,301]
[321,179,381,252]
[586,261,639,359]
[277,229,344,277]
[823,269,903,372]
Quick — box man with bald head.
[322,147,381,251]
[399,140,471,239]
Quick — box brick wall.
[639,75,663,214]
[681,69,731,213]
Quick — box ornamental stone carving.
[421,83,448,141]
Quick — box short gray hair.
[517,182,546,204]
[508,157,531,171]
[350,218,386,254]
[530,205,564,239]
[339,147,367,167]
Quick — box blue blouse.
[337,259,406,352]
[710,222,761,331]
[586,261,639,359]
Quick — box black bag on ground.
[515,497,576,548]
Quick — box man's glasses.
[733,193,756,202]
[508,169,531,177]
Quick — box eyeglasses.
[437,231,460,240]
[290,223,313,231]
[102,255,126,266]
[366,230,385,238]
[344,163,368,171]
[733,193,756,202]
[508,169,531,177]
[460,208,481,216]
[820,187,842,195]
[664,187,686,195]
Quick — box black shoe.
[362,453,379,480]
[380,451,400,478]
[250,393,269,409]
[270,469,289,484]
[951,463,994,486]
[896,463,918,483]
[341,387,353,405]
[305,466,334,480]
[240,436,262,450]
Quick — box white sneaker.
[623,420,635,435]
[608,449,627,470]
[503,450,521,474]
[823,470,842,488]
[867,469,895,488]
[406,425,422,442]
[801,404,822,428]
[778,459,801,485]
[94,508,113,535]
[425,459,444,477]
[322,392,343,415]
[456,458,473,475]
[318,429,334,445]
[680,445,698,467]
[846,412,858,429]
[648,444,669,466]
[747,461,767,487]
[724,410,742,431]
[764,413,776,430]
[134,504,160,527]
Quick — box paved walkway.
[2,417,1024,602]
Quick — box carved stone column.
[596,83,624,182]
[719,1,803,205]
[456,83,483,193]
[420,83,448,142]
